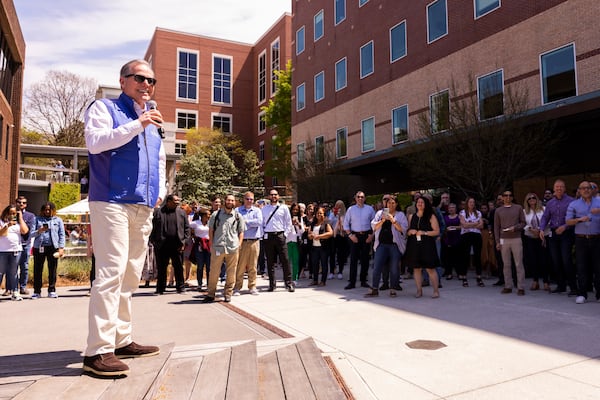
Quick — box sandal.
[364,288,379,298]
[390,289,397,297]
[415,290,423,298]
[477,277,484,287]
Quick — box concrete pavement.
[3,273,600,399]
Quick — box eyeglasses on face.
[124,74,157,85]
[17,201,27,204]
[502,193,512,197]
[269,193,278,196]
[528,196,537,200]
[356,195,365,198]
[245,198,254,201]
[579,186,592,190]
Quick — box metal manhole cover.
[405,340,447,350]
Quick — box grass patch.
[26,256,92,286]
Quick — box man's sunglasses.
[125,74,157,85]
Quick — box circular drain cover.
[405,340,446,350]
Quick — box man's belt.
[243,238,259,241]
[575,234,600,239]
[266,231,284,235]
[351,230,372,235]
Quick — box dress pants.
[155,242,185,293]
[501,238,525,290]
[348,233,370,285]
[264,232,292,288]
[547,230,576,291]
[235,239,260,290]
[574,236,600,299]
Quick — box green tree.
[237,150,262,192]
[262,60,292,184]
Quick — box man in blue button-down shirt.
[566,181,600,304]
[234,191,263,295]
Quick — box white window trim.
[315,135,325,164]
[258,49,267,105]
[174,141,187,155]
[211,53,233,107]
[336,127,348,159]
[270,37,281,97]
[335,57,347,92]
[359,0,369,7]
[476,68,504,121]
[360,41,374,79]
[296,142,306,168]
[426,0,448,44]
[176,48,199,103]
[314,71,325,103]
[335,0,346,26]
[259,140,265,165]
[391,104,409,144]
[389,20,407,63]
[296,25,306,55]
[258,111,266,136]
[429,89,450,133]
[361,116,376,153]
[473,0,501,19]
[296,82,306,111]
[539,42,578,105]
[175,109,198,131]
[211,112,233,133]
[314,9,324,42]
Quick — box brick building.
[0,0,25,205]
[144,13,292,190]
[291,0,600,198]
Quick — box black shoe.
[360,282,369,288]
[392,285,403,291]
[551,287,566,294]
[344,284,355,290]
[379,284,389,291]
[223,297,231,303]
[286,283,295,293]
[202,296,215,303]
[268,286,275,292]
[493,280,505,286]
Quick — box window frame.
[390,20,407,63]
[212,53,233,106]
[297,142,306,168]
[359,0,369,7]
[258,111,266,136]
[540,42,577,105]
[360,41,374,79]
[429,89,450,134]
[391,104,409,144]
[176,48,199,102]
[211,112,233,134]
[259,141,265,164]
[361,116,376,153]
[296,26,306,55]
[314,71,325,103]
[258,50,267,104]
[296,82,306,111]
[315,135,325,164]
[477,69,504,120]
[314,10,324,42]
[270,38,280,96]
[427,0,448,44]
[335,0,346,25]
[335,57,347,91]
[474,0,501,19]
[336,127,348,159]
[175,109,198,131]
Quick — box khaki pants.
[235,239,260,291]
[208,250,239,298]
[86,202,153,356]
[501,237,525,290]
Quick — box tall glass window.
[392,105,408,144]
[296,26,305,55]
[427,0,448,43]
[271,39,280,95]
[541,44,576,104]
[259,141,265,162]
[314,71,325,102]
[474,0,500,18]
[430,90,450,133]
[360,41,374,78]
[314,10,324,41]
[296,83,306,111]
[478,70,504,120]
[336,127,348,158]
[177,50,198,100]
[390,21,407,62]
[335,57,347,91]
[315,136,325,163]
[258,111,266,135]
[335,0,346,25]
[258,51,267,103]
[297,142,305,168]
[213,55,232,105]
[361,117,375,152]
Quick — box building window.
[474,0,500,18]
[391,105,408,144]
[336,127,347,158]
[271,38,280,96]
[359,0,369,6]
[213,55,232,105]
[176,111,197,130]
[314,71,325,103]
[177,49,198,101]
[427,0,448,43]
[541,43,576,104]
[335,57,347,91]
[315,136,325,163]
[335,0,346,25]
[390,21,407,62]
[361,117,375,152]
[259,141,265,163]
[430,90,450,133]
[360,41,374,78]
[296,83,306,111]
[212,113,232,134]
[314,10,324,41]
[272,176,278,186]
[296,26,305,55]
[258,111,266,135]
[478,70,504,120]
[174,142,187,155]
[297,142,305,168]
[258,50,267,104]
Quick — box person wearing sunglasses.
[82,59,167,378]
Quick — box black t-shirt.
[379,220,393,244]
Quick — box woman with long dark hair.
[308,207,333,286]
[459,197,484,287]
[0,204,29,300]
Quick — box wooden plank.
[0,381,32,399]
[257,352,285,400]
[149,358,202,400]
[60,374,114,400]
[295,338,346,400]
[276,344,316,400]
[226,341,258,400]
[189,347,231,400]
[12,376,77,400]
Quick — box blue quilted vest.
[87,93,162,207]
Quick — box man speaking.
[83,59,166,377]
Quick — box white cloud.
[16,0,291,88]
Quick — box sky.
[14,0,291,89]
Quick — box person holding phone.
[0,204,29,301]
[30,202,65,299]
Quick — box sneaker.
[202,296,215,303]
[575,296,586,304]
[83,353,129,376]
[48,292,59,299]
[1,290,11,297]
[249,288,259,295]
[31,293,41,299]
[327,273,334,280]
[11,293,23,301]
[19,288,29,295]
[223,296,231,303]
[115,342,160,359]
[337,273,343,280]
[233,290,241,296]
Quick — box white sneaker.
[48,292,59,299]
[293,280,301,287]
[337,273,343,280]
[233,290,241,296]
[249,288,259,295]
[327,273,334,280]
[575,296,586,304]
[31,293,41,299]
[11,294,23,301]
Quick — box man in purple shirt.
[539,179,577,295]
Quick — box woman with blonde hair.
[522,192,549,291]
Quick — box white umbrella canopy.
[56,198,89,215]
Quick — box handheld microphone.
[146,100,165,138]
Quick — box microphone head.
[147,100,158,110]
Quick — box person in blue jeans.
[16,196,36,295]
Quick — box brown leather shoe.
[500,288,512,294]
[517,289,525,296]
[530,281,539,291]
[364,289,379,298]
[115,342,160,359]
[83,353,129,376]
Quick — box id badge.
[416,234,422,242]
[264,233,269,240]
[215,250,221,257]
[500,238,504,245]
[39,246,45,254]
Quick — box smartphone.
[43,223,49,229]
[382,208,389,217]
